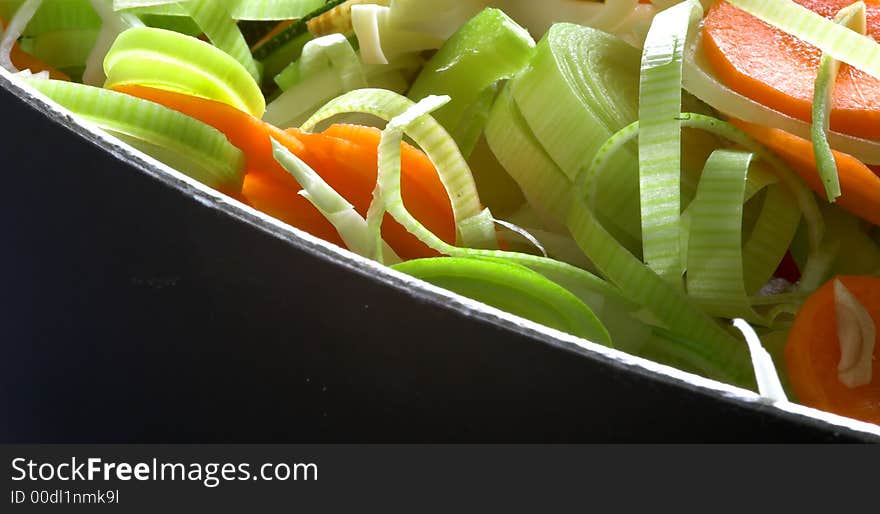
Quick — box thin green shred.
[811,1,866,203]
[636,0,702,283]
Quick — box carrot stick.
[785,275,880,424]
[112,85,454,259]
[703,0,880,139]
[730,118,880,226]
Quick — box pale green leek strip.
[686,150,764,322]
[84,0,143,86]
[22,77,244,191]
[0,0,43,72]
[114,0,326,20]
[270,138,400,264]
[811,2,866,202]
[183,0,261,83]
[637,0,702,283]
[725,0,880,80]
[300,88,489,249]
[103,27,265,117]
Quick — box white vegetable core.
[834,279,876,388]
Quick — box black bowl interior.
[1,72,878,443]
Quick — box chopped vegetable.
[786,276,880,424]
[393,256,612,346]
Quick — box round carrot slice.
[703,0,880,139]
[785,275,880,425]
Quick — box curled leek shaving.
[301,88,493,249]
[636,0,702,283]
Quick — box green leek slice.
[2,0,100,37]
[406,7,535,157]
[264,34,366,128]
[103,26,265,117]
[23,77,244,191]
[393,257,611,346]
[509,23,642,244]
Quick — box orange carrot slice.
[703,0,880,139]
[112,85,454,259]
[785,275,880,425]
[731,118,880,226]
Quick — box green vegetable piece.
[24,77,245,192]
[508,23,642,244]
[811,1,866,203]
[407,7,535,157]
[103,27,266,118]
[393,257,612,346]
